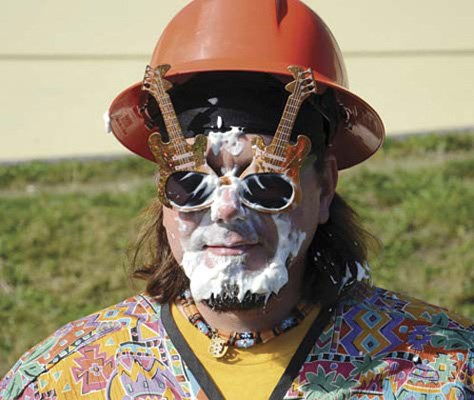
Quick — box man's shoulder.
[296,287,474,398]
[333,285,474,355]
[350,286,473,332]
[0,294,166,400]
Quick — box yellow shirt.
[171,303,320,400]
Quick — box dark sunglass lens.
[242,173,294,209]
[165,172,213,207]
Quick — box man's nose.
[210,178,246,223]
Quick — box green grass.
[0,132,473,374]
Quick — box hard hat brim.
[109,66,384,170]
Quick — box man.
[1,0,473,399]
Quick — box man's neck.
[195,297,300,334]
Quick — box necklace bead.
[178,291,314,357]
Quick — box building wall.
[1,0,473,161]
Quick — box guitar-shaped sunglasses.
[143,65,316,213]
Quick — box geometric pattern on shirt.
[1,286,473,400]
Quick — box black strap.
[162,303,225,400]
[269,305,333,399]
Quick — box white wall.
[1,0,473,161]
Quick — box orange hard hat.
[109,0,385,169]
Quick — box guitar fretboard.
[145,66,193,166]
[272,94,303,158]
[268,67,315,165]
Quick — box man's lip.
[204,241,258,248]
[204,243,257,255]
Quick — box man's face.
[162,131,336,310]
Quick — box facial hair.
[180,211,306,311]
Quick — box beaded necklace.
[177,290,315,358]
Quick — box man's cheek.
[176,217,194,237]
[163,208,198,237]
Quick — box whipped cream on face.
[208,123,245,156]
[173,172,220,213]
[179,171,306,303]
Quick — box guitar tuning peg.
[157,64,172,76]
[287,65,302,79]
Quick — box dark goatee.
[203,284,267,311]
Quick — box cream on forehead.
[208,122,245,156]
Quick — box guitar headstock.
[284,65,317,102]
[142,64,173,97]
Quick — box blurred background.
[1,0,473,161]
[0,0,473,374]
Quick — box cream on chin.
[181,250,288,303]
[179,210,307,305]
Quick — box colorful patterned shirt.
[1,286,473,399]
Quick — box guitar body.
[242,134,312,205]
[142,64,213,207]
[149,132,210,206]
[240,65,316,209]
[247,134,312,176]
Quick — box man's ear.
[318,154,338,224]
